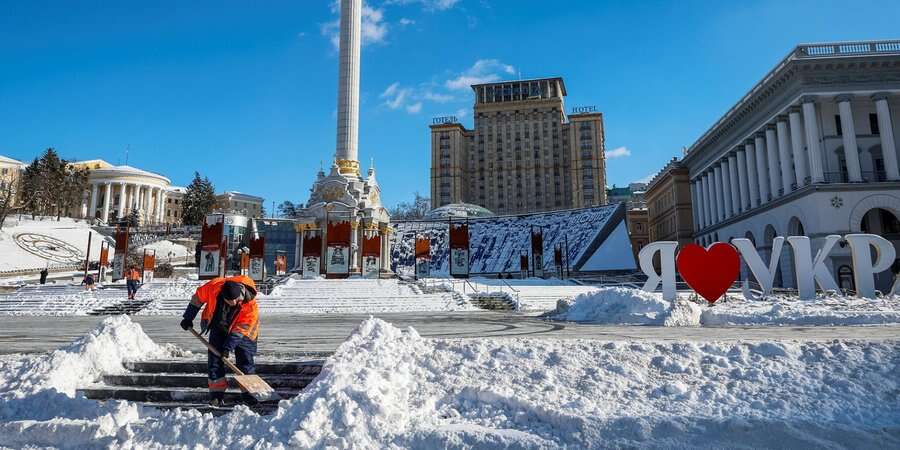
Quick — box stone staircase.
[78,358,325,415]
[469,292,516,310]
[0,284,126,315]
[139,278,472,315]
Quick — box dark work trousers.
[207,329,258,389]
[126,280,139,298]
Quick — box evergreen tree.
[20,148,89,220]
[277,201,299,218]
[182,171,216,226]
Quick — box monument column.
[117,183,127,219]
[335,0,362,177]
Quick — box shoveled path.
[3,312,900,355]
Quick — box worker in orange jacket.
[180,275,259,406]
[125,266,141,299]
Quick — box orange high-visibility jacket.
[125,269,141,281]
[191,275,259,340]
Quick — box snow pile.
[546,287,702,326]
[138,239,192,260]
[0,316,177,447]
[126,318,900,447]
[701,293,900,326]
[3,318,900,447]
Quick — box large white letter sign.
[844,234,897,298]
[787,235,841,300]
[733,237,784,298]
[639,241,678,301]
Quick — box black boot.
[209,391,226,407]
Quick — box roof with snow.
[0,155,25,165]
[425,203,495,220]
[391,204,636,275]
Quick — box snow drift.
[2,316,899,448]
[545,287,702,326]
[548,287,900,327]
[0,315,178,447]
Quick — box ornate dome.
[425,203,494,220]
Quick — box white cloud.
[406,102,423,113]
[385,0,461,11]
[607,146,631,159]
[321,2,388,50]
[399,18,415,26]
[445,59,516,90]
[423,91,454,103]
[634,172,656,184]
[380,82,411,110]
[455,108,468,118]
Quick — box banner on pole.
[415,235,431,279]
[449,222,470,278]
[199,214,225,279]
[326,221,351,276]
[249,235,265,281]
[275,254,287,276]
[112,225,129,280]
[302,230,322,279]
[362,230,381,278]
[142,249,156,284]
[531,228,544,278]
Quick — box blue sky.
[2,0,899,213]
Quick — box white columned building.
[682,40,900,293]
[72,160,172,225]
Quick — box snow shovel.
[188,328,281,403]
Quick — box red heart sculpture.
[676,243,740,304]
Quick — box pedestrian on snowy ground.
[82,274,95,292]
[39,267,48,285]
[125,266,141,299]
[180,276,260,407]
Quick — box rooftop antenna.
[124,144,130,166]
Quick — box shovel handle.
[188,328,246,376]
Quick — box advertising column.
[449,220,470,278]
[414,234,431,279]
[112,225,129,281]
[302,228,322,279]
[326,220,351,278]
[362,226,381,278]
[275,252,287,276]
[199,214,225,280]
[98,241,110,282]
[249,235,266,281]
[142,249,156,283]
[531,226,544,278]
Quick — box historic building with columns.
[430,77,608,215]
[683,40,900,292]
[72,160,172,225]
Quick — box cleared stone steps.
[103,373,315,389]
[78,358,325,415]
[79,385,301,404]
[124,359,324,375]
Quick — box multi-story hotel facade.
[430,77,607,215]
[683,41,900,292]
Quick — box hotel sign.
[571,106,597,114]
[432,116,458,125]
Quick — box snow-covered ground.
[438,277,602,311]
[547,287,900,327]
[1,316,898,448]
[137,277,475,315]
[137,240,191,261]
[0,216,111,273]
